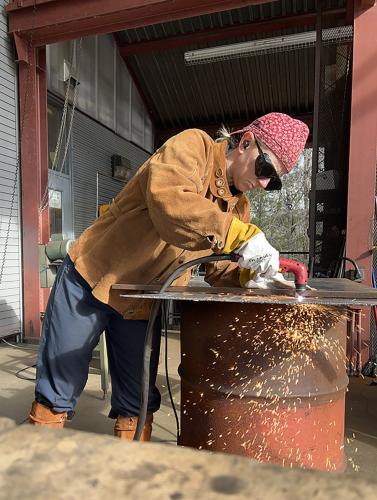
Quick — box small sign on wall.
[49,189,62,209]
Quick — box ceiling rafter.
[119,8,346,57]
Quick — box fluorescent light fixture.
[184,26,353,65]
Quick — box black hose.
[162,303,180,439]
[330,256,362,280]
[339,257,362,280]
[15,363,37,381]
[134,253,235,440]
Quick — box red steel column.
[346,0,377,361]
[16,37,49,340]
[37,47,51,315]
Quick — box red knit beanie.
[231,112,309,172]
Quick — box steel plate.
[113,278,377,306]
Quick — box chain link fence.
[311,29,352,277]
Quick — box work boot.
[114,414,153,441]
[29,401,67,429]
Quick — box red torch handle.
[279,257,308,290]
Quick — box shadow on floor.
[345,376,377,478]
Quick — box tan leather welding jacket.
[68,129,251,320]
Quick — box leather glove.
[244,272,295,290]
[236,232,279,278]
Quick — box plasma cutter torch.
[230,253,309,294]
[278,257,308,293]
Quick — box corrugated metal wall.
[47,34,154,153]
[72,110,150,237]
[0,3,22,338]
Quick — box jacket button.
[215,178,225,187]
[215,168,223,177]
[217,188,225,197]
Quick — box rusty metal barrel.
[179,302,348,471]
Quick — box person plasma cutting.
[28,113,309,440]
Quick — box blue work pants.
[35,256,161,417]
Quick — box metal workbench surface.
[112,278,377,306]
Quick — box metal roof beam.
[119,8,346,57]
[6,0,271,46]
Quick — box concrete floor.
[0,334,181,444]
[1,334,377,481]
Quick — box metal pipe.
[347,308,355,375]
[347,307,363,375]
[356,308,362,375]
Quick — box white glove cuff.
[237,232,279,277]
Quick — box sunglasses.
[255,139,282,191]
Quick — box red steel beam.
[119,8,346,57]
[346,0,377,360]
[6,0,272,47]
[38,47,51,316]
[15,37,49,339]
[7,0,57,8]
